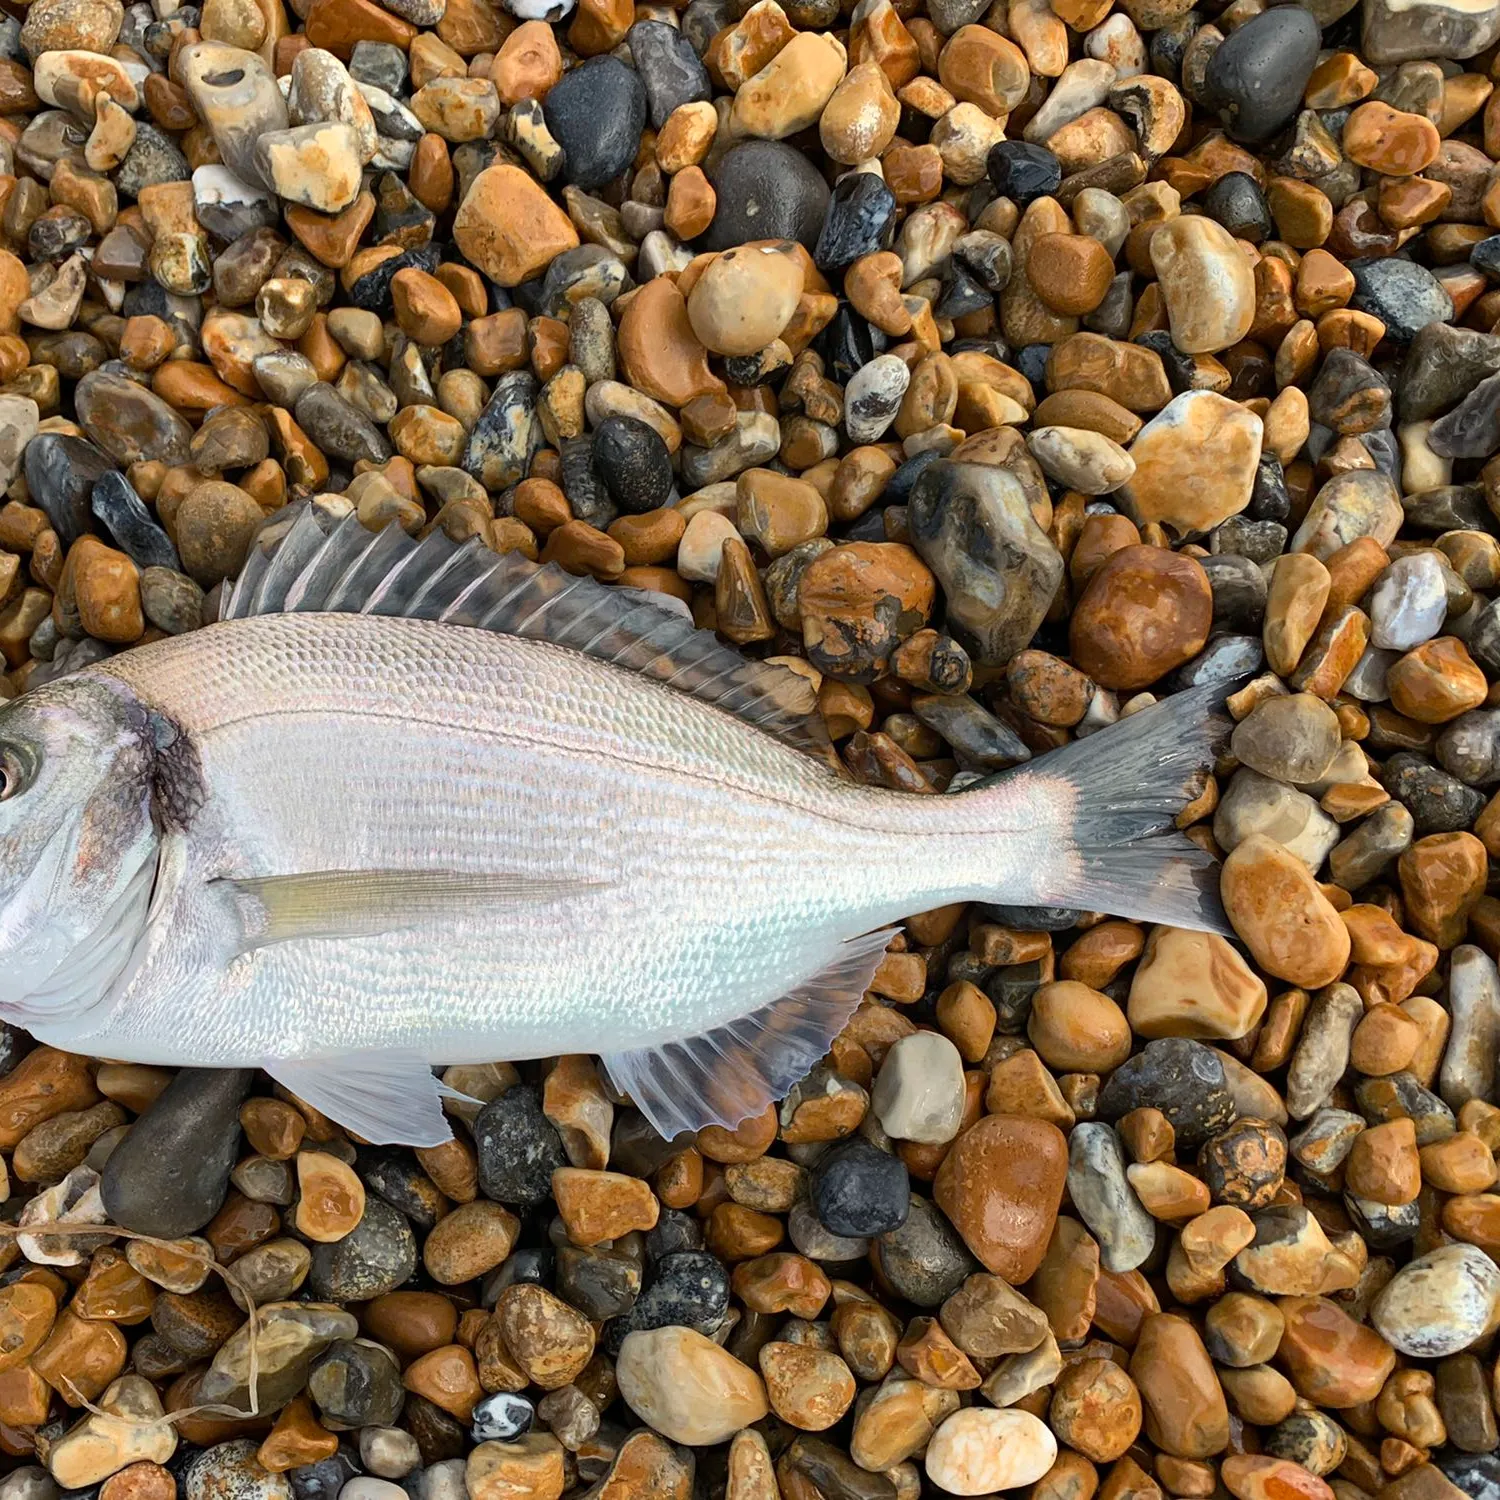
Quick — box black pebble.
[1382,752,1487,834]
[873,1194,975,1306]
[1150,11,1198,81]
[1203,171,1271,242]
[706,139,830,251]
[1201,553,1268,634]
[1136,329,1201,395]
[1097,1038,1237,1148]
[544,56,647,191]
[99,1067,253,1236]
[474,1085,568,1205]
[25,433,114,549]
[1203,5,1322,143]
[810,1136,910,1238]
[936,263,992,319]
[813,172,897,273]
[556,1242,642,1320]
[628,20,711,129]
[308,1196,418,1301]
[978,902,1085,931]
[818,304,886,385]
[647,1207,704,1260]
[1439,1453,1500,1500]
[986,141,1061,206]
[1248,454,1291,522]
[1473,234,1500,282]
[288,1450,361,1500]
[92,468,181,570]
[1348,257,1455,343]
[591,415,673,514]
[603,1248,730,1353]
[882,448,944,506]
[1016,342,1052,385]
[561,434,617,529]
[345,242,440,313]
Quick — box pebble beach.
[7,0,1500,1494]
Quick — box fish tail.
[970,681,1234,934]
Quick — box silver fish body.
[0,504,1223,1144]
[81,611,1042,1063]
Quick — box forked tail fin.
[969,681,1235,934]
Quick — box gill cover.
[0,674,162,1040]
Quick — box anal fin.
[218,869,607,955]
[268,1051,453,1147]
[601,928,896,1141]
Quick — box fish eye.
[0,745,33,802]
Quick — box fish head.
[0,674,161,1035]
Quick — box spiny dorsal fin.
[222,502,833,762]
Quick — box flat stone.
[706,139,830,251]
[100,1069,253,1237]
[1119,390,1263,535]
[908,459,1063,668]
[74,369,192,466]
[453,164,579,287]
[1067,1123,1156,1272]
[22,433,110,549]
[177,43,288,191]
[1363,0,1500,63]
[92,471,179,572]
[543,56,645,190]
[1348,257,1455,343]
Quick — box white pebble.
[1372,1244,1500,1358]
[676,511,742,584]
[926,1408,1057,1496]
[871,1032,966,1144]
[1369,551,1448,651]
[844,355,910,444]
[339,1480,410,1500]
[358,1428,423,1479]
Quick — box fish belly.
[81,614,1001,1067]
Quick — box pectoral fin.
[218,869,607,954]
[601,927,897,1142]
[268,1051,453,1147]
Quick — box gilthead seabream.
[0,503,1224,1145]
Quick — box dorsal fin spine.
[223,502,835,764]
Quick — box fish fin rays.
[268,1051,453,1147]
[221,501,835,764]
[967,680,1234,934]
[218,869,607,955]
[600,927,897,1142]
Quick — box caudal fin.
[974,682,1234,934]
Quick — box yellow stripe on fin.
[220,869,609,953]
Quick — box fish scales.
[0,506,1227,1143]
[88,613,1021,1062]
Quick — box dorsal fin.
[222,502,834,762]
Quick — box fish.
[0,500,1228,1147]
